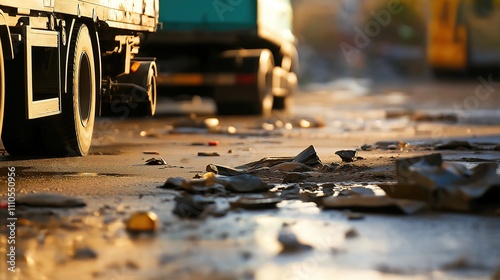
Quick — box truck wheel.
[101,61,157,117]
[0,38,4,140]
[215,49,274,116]
[274,71,297,111]
[250,50,274,116]
[43,23,96,156]
[133,65,157,116]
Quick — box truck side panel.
[160,0,256,32]
[0,0,46,11]
[48,0,158,31]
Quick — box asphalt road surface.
[1,77,500,280]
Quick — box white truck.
[0,0,159,156]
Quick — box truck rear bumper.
[156,73,256,87]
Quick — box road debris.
[381,153,500,212]
[208,141,219,146]
[126,211,159,233]
[282,172,312,183]
[270,162,312,172]
[236,145,322,173]
[278,224,312,254]
[198,152,220,157]
[293,145,323,167]
[230,196,282,210]
[172,195,227,219]
[216,174,271,193]
[73,247,98,260]
[320,195,427,214]
[435,140,474,150]
[344,228,359,238]
[143,151,160,155]
[17,193,86,207]
[160,174,228,195]
[145,158,167,165]
[335,150,358,162]
[206,164,247,176]
[343,211,365,220]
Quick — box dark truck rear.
[143,0,298,115]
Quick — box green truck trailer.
[143,0,298,115]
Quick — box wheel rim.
[78,52,92,127]
[148,71,157,115]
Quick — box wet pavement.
[1,78,500,280]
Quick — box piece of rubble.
[338,187,375,196]
[73,247,98,260]
[395,153,443,183]
[384,154,500,212]
[237,157,294,170]
[208,141,219,146]
[279,184,301,199]
[191,142,205,146]
[217,174,271,193]
[320,196,427,215]
[360,144,374,151]
[435,140,473,150]
[230,196,282,210]
[374,141,408,151]
[160,174,228,195]
[335,150,358,162]
[343,211,365,220]
[206,164,247,176]
[270,162,311,172]
[345,228,358,238]
[282,172,312,184]
[293,145,322,167]
[143,151,160,155]
[145,158,167,165]
[321,163,340,172]
[379,183,432,203]
[17,193,86,208]
[172,196,208,219]
[160,177,185,189]
[126,211,158,233]
[278,224,312,254]
[198,152,220,157]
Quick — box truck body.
[143,0,298,115]
[0,0,159,156]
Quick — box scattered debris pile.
[380,153,500,212]
[360,139,500,152]
[161,144,500,217]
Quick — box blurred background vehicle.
[142,0,298,116]
[428,0,500,76]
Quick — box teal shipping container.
[156,0,296,46]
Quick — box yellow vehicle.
[428,0,500,73]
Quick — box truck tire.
[273,71,297,111]
[102,60,157,117]
[0,39,4,139]
[42,23,96,156]
[215,49,274,116]
[133,64,157,116]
